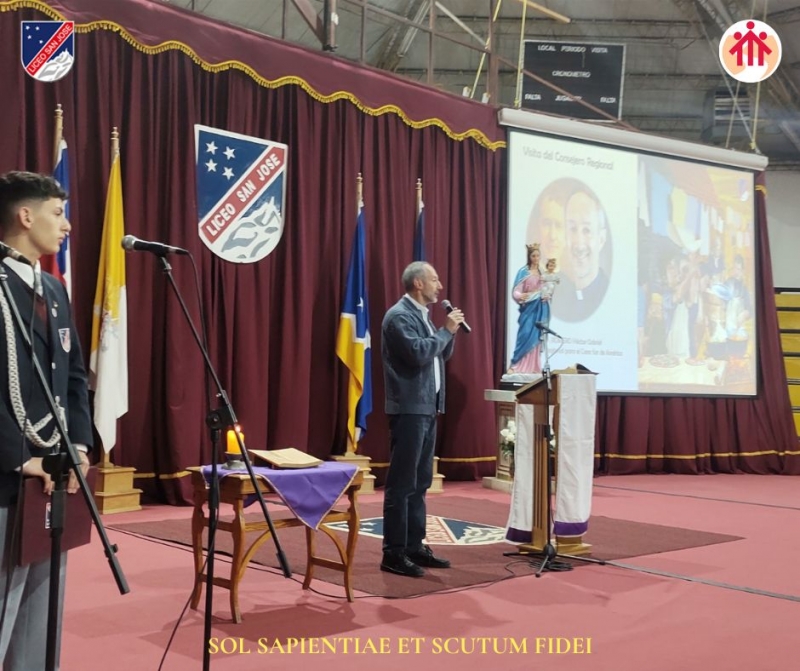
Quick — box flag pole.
[53,104,63,168]
[413,178,426,262]
[352,172,363,452]
[98,127,120,472]
[111,126,119,161]
[332,172,376,492]
[45,105,70,289]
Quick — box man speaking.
[380,261,464,578]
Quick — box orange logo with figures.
[719,19,781,82]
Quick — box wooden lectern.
[514,370,595,556]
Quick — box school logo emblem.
[325,516,506,546]
[21,21,75,82]
[719,19,781,83]
[58,328,71,353]
[194,125,287,264]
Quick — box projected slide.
[507,130,756,396]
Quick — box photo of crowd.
[637,157,756,392]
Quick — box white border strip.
[498,107,769,171]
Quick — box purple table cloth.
[202,461,358,530]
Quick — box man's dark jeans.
[382,413,437,554]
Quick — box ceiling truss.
[172,0,800,166]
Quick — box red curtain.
[0,5,505,503]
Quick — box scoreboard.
[521,41,626,120]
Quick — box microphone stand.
[0,266,128,671]
[155,256,290,671]
[531,326,568,575]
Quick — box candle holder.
[223,452,246,470]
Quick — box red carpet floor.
[107,495,742,597]
[59,475,800,671]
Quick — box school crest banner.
[195,124,287,263]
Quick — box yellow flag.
[89,151,128,452]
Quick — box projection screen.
[506,126,759,396]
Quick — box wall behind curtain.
[0,10,506,502]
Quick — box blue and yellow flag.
[335,205,372,451]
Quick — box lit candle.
[226,428,241,454]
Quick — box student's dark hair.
[0,171,67,233]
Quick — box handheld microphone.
[121,235,189,256]
[441,299,472,334]
[536,321,563,339]
[0,241,32,266]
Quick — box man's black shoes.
[380,552,424,578]
[380,545,452,576]
[407,544,451,569]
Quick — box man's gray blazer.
[381,296,456,416]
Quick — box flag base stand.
[481,477,513,494]
[428,456,445,494]
[333,453,376,494]
[93,457,142,514]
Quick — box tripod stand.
[529,329,572,575]
[154,255,290,671]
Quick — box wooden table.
[188,467,363,623]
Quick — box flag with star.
[336,203,372,451]
[194,124,288,264]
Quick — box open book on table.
[249,447,322,469]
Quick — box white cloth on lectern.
[506,404,535,536]
[505,374,596,541]
[553,374,596,533]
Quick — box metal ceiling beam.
[335,2,705,41]
[778,121,800,156]
[376,0,431,71]
[288,0,325,46]
[713,0,800,155]
[767,6,800,23]
[514,0,570,24]
[396,68,723,89]
[447,17,704,41]
[672,0,757,147]
[623,115,705,133]
[323,0,338,51]
[435,2,486,47]
[341,0,491,70]
[373,0,424,70]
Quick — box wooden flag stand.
[333,433,376,494]
[88,125,140,514]
[93,450,142,514]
